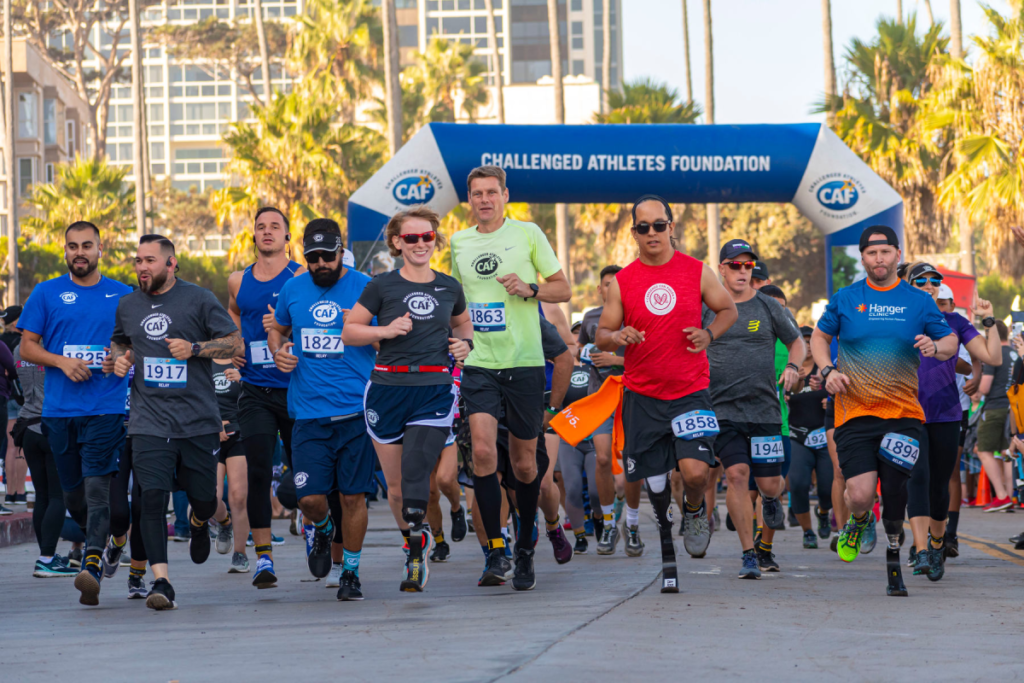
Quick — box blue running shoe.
[612,495,625,525]
[738,549,761,580]
[861,512,877,555]
[74,558,103,605]
[252,555,277,589]
[303,524,315,557]
[247,531,287,547]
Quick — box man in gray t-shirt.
[109,235,242,611]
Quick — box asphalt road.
[2,501,1023,683]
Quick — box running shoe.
[761,496,785,531]
[307,523,333,578]
[431,540,450,563]
[246,532,287,547]
[944,534,959,558]
[303,523,315,557]
[289,509,301,536]
[252,555,277,589]
[927,545,945,582]
[146,578,177,611]
[401,548,430,592]
[127,574,148,599]
[337,570,363,601]
[612,495,625,525]
[229,552,250,573]
[479,548,513,586]
[816,506,831,540]
[67,547,83,567]
[1016,536,1024,551]
[738,550,761,579]
[787,507,798,528]
[1010,531,1024,544]
[682,502,711,558]
[215,521,233,555]
[573,535,588,555]
[101,538,124,579]
[13,493,27,505]
[803,529,818,549]
[547,526,573,565]
[829,536,838,553]
[712,506,721,528]
[511,547,536,591]
[836,515,869,563]
[756,546,780,572]
[326,563,342,587]
[208,517,219,540]
[624,525,645,557]
[74,558,103,606]
[861,512,877,555]
[33,557,77,578]
[450,506,468,543]
[172,530,190,542]
[596,524,620,555]
[0,504,13,515]
[912,547,931,576]
[466,513,475,533]
[189,517,211,565]
[907,547,918,568]
[983,497,1013,512]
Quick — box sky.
[622,0,1012,124]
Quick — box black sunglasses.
[632,220,671,235]
[306,250,339,264]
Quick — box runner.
[975,320,1015,512]
[109,234,243,610]
[596,195,738,592]
[269,218,377,601]
[557,359,599,554]
[702,241,803,578]
[902,263,1002,580]
[226,206,304,588]
[449,165,571,590]
[18,221,132,604]
[342,207,472,592]
[811,226,956,596]
[210,359,251,572]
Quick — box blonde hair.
[385,207,446,257]
[902,261,934,284]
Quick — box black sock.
[472,473,504,545]
[946,511,959,536]
[513,474,541,552]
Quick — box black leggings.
[245,432,291,530]
[109,437,147,563]
[22,429,65,557]
[788,441,834,515]
[140,488,217,566]
[879,459,911,523]
[907,421,961,521]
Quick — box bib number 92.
[804,427,827,450]
[879,433,920,472]
[671,410,720,440]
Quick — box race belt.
[374,365,450,374]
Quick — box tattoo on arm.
[110,341,132,361]
[194,331,243,359]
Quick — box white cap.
[342,248,355,268]
[937,283,954,301]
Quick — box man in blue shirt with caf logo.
[811,225,956,597]
[268,218,377,601]
[18,221,131,606]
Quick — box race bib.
[249,340,275,367]
[804,427,827,450]
[468,302,506,332]
[751,435,784,463]
[300,328,343,359]
[879,433,920,472]
[580,343,597,365]
[63,344,105,370]
[143,357,187,388]
[671,410,720,440]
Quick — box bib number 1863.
[469,302,506,332]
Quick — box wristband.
[546,406,561,415]
[461,338,474,351]
[704,328,715,343]
[786,363,799,372]
[982,316,996,329]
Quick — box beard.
[310,263,341,287]
[66,255,98,279]
[139,268,169,294]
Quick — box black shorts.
[132,433,220,499]
[715,421,785,478]
[825,400,835,432]
[364,382,457,443]
[495,426,550,487]
[218,433,245,464]
[833,416,925,480]
[238,383,293,438]
[958,409,970,447]
[460,366,545,440]
[621,389,717,483]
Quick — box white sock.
[39,555,53,563]
[625,506,640,528]
[601,504,614,520]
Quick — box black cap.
[858,225,899,252]
[907,262,941,281]
[720,238,758,262]
[303,218,342,255]
[800,325,814,337]
[751,260,770,281]
[1,305,22,324]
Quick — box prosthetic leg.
[883,519,908,597]
[401,506,429,592]
[647,474,678,594]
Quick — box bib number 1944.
[751,435,784,463]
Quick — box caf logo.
[367,409,379,425]
[294,472,309,488]
[472,253,501,277]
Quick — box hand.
[963,375,981,396]
[1010,435,1024,459]
[59,356,93,383]
[101,347,115,374]
[448,337,471,362]
[224,367,241,382]
[231,354,247,369]
[166,338,193,361]
[914,334,938,358]
[220,424,229,443]
[542,410,555,428]
[614,326,645,346]
[274,342,298,373]
[495,273,532,298]
[779,366,800,392]
[1012,335,1024,356]
[381,312,413,339]
[113,350,134,378]
[809,373,823,391]
[590,351,617,368]
[342,308,351,325]
[825,370,851,395]
[798,364,811,379]
[973,292,994,320]
[262,304,276,333]
[683,327,712,354]
[1011,226,1024,248]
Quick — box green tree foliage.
[151,181,220,240]
[977,274,1022,320]
[595,77,701,124]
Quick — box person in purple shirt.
[902,262,1003,581]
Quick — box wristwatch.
[191,342,202,357]
[525,283,540,301]
[982,316,996,328]
[461,338,474,351]
[546,405,562,415]
[821,365,836,379]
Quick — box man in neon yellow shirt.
[449,165,571,591]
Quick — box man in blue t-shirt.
[811,225,956,597]
[268,218,376,601]
[18,221,131,606]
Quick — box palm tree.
[703,0,719,265]
[128,0,147,239]
[484,0,504,123]
[681,0,693,102]
[414,39,490,122]
[947,0,971,274]
[949,0,963,57]
[595,77,701,123]
[381,0,403,155]
[4,0,16,303]
[920,0,935,26]
[254,0,274,105]
[602,0,612,112]
[822,0,837,124]
[547,0,569,316]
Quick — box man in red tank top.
[596,195,737,592]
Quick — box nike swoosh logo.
[106,293,119,298]
[698,446,709,451]
[212,448,221,455]
[435,411,446,416]
[151,304,162,308]
[273,292,279,297]
[435,287,446,291]
[505,246,514,251]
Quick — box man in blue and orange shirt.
[811,225,956,597]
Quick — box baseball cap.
[937,283,955,301]
[799,325,814,337]
[858,225,899,252]
[720,238,758,262]
[303,218,342,255]
[907,262,941,281]
[752,261,770,281]
[0,305,21,324]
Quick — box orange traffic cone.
[976,467,992,507]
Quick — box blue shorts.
[592,414,614,438]
[363,382,457,444]
[42,415,126,491]
[292,415,376,497]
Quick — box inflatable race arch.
[347,123,903,294]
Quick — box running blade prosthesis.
[886,548,908,597]
[660,525,679,594]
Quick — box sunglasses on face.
[305,250,338,264]
[399,231,436,245]
[724,261,756,271]
[913,276,942,287]
[632,221,671,235]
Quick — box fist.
[166,338,193,361]
[113,350,134,378]
[383,313,413,339]
[274,342,298,373]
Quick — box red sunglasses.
[399,231,436,245]
[724,260,755,271]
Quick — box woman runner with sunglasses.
[342,207,473,592]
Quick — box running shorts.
[42,414,126,491]
[460,366,545,440]
[218,432,245,464]
[833,416,925,480]
[237,383,292,438]
[364,382,457,443]
[291,415,376,497]
[132,433,220,497]
[620,388,717,483]
[715,421,785,479]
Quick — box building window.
[18,158,34,196]
[66,120,76,154]
[571,0,581,10]
[44,99,57,145]
[572,59,584,76]
[151,142,165,160]
[17,93,38,138]
[399,25,418,47]
[45,162,55,184]
[571,21,583,50]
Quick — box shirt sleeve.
[816,292,842,337]
[451,284,467,317]
[766,295,800,345]
[356,277,383,315]
[953,313,980,347]
[921,299,953,341]
[275,281,293,328]
[202,289,239,340]
[449,239,463,284]
[576,313,593,346]
[110,301,131,346]
[530,224,563,280]
[17,289,46,337]
[983,362,997,377]
[540,318,569,360]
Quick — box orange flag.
[550,375,626,473]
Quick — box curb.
[0,512,35,549]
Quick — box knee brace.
[878,463,909,523]
[402,426,448,510]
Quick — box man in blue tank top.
[226,207,304,588]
